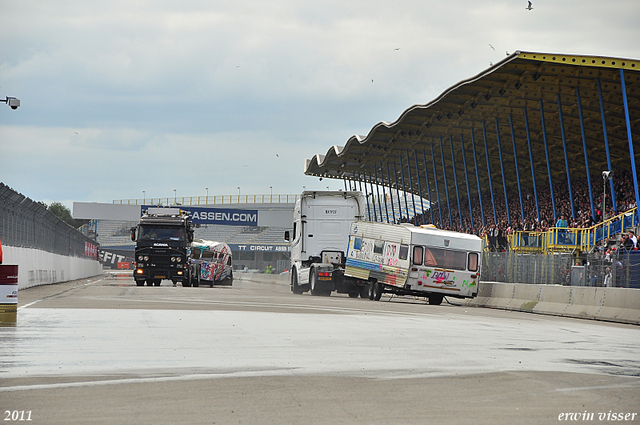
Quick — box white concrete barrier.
[237,272,289,286]
[2,246,102,290]
[465,281,640,325]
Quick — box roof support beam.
[540,99,558,222]
[557,94,576,220]
[524,107,541,222]
[576,87,596,221]
[620,69,640,220]
[597,78,617,213]
[482,121,498,225]
[405,150,418,224]
[439,136,453,227]
[386,162,397,223]
[470,129,485,227]
[495,118,511,227]
[430,144,443,227]
[509,114,525,224]
[460,134,475,230]
[413,152,426,226]
[421,150,435,225]
[449,136,464,230]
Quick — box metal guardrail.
[113,194,300,206]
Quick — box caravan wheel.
[429,294,444,305]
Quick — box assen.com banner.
[184,207,258,226]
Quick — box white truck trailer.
[284,191,370,297]
[345,221,482,304]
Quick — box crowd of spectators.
[404,169,638,244]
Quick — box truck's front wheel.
[291,269,303,295]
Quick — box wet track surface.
[1,273,639,424]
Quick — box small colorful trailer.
[187,239,233,287]
[345,221,482,304]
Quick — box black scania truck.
[130,207,194,287]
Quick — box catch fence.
[0,183,98,258]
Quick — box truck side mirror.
[130,228,136,241]
[284,231,290,241]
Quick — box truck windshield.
[138,226,185,241]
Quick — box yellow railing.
[113,194,301,206]
[509,207,638,255]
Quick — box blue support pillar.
[557,94,576,220]
[597,78,617,213]
[414,151,426,226]
[399,155,410,221]
[431,144,443,227]
[576,88,596,222]
[449,136,464,230]
[366,171,377,221]
[380,162,389,223]
[386,162,397,223]
[422,150,435,225]
[481,121,498,224]
[540,99,557,222]
[360,171,371,221]
[374,166,387,223]
[508,115,525,224]
[393,162,404,222]
[470,128,486,227]
[494,118,511,226]
[439,136,453,227]
[620,69,640,220]
[523,108,541,222]
[460,134,474,230]
[405,150,418,222]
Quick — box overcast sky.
[1,0,639,209]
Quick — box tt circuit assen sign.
[142,206,259,226]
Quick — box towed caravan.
[345,221,482,304]
[187,239,233,287]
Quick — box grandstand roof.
[304,51,640,224]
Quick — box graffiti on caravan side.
[384,243,399,266]
[350,237,385,264]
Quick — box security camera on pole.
[2,96,20,110]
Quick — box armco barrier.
[3,246,102,290]
[464,281,640,325]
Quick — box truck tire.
[429,294,444,305]
[310,271,330,296]
[348,291,359,298]
[136,280,144,287]
[370,281,382,301]
[146,280,154,286]
[359,285,369,298]
[291,269,303,295]
[310,272,320,296]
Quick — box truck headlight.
[171,257,176,262]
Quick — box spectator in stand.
[628,230,637,249]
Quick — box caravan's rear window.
[468,253,478,272]
[420,247,468,271]
[399,245,409,261]
[374,240,385,255]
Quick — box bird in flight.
[526,1,533,10]
[489,44,495,51]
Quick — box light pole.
[142,190,145,205]
[173,189,177,205]
[237,187,240,202]
[270,186,273,203]
[205,187,208,204]
[602,171,613,222]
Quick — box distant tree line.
[47,202,88,229]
